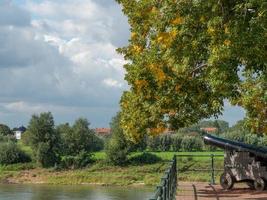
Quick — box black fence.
[149,155,177,200]
[148,153,224,200]
[177,154,224,185]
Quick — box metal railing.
[149,155,177,200]
[177,154,224,184]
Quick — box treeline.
[1,112,267,167]
[0,112,104,168]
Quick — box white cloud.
[103,78,123,88]
[0,0,130,127]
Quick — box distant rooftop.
[95,128,111,135]
[200,127,218,133]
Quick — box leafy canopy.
[117,0,267,142]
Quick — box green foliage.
[0,124,12,136]
[105,113,129,166]
[159,134,172,151]
[147,136,160,151]
[27,112,60,167]
[60,151,93,169]
[58,119,103,156]
[21,130,31,146]
[117,0,267,141]
[105,138,129,166]
[0,135,16,143]
[171,134,183,152]
[0,142,31,165]
[129,152,161,164]
[36,142,59,168]
[181,136,203,152]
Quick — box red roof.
[200,127,218,132]
[95,128,111,135]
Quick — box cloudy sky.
[0,0,244,128]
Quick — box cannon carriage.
[204,134,267,191]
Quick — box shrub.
[105,138,128,166]
[181,136,203,151]
[0,142,31,165]
[36,142,59,168]
[130,152,161,164]
[0,124,12,136]
[222,130,246,142]
[61,151,93,169]
[171,134,183,151]
[159,135,172,151]
[105,112,129,166]
[147,136,160,151]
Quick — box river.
[0,184,153,200]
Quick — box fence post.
[210,154,215,185]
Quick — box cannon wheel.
[246,181,255,189]
[220,172,235,190]
[254,178,266,191]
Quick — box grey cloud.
[0,2,30,27]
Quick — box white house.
[13,126,26,140]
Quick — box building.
[94,128,111,137]
[200,127,218,133]
[13,126,26,140]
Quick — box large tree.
[27,112,60,167]
[117,0,266,141]
[58,118,101,156]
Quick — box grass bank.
[0,151,224,186]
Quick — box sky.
[0,0,245,128]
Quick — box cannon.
[204,134,267,191]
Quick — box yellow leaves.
[171,16,184,25]
[223,39,231,46]
[150,6,158,14]
[156,30,178,48]
[207,27,215,35]
[224,26,230,34]
[135,79,148,92]
[132,45,143,54]
[131,32,137,39]
[200,16,205,23]
[148,64,167,83]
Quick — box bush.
[181,136,203,151]
[105,112,129,166]
[130,152,161,164]
[61,151,93,169]
[0,142,31,165]
[147,136,160,151]
[105,138,128,166]
[36,142,59,168]
[159,135,172,151]
[171,134,183,151]
[0,135,16,143]
[222,130,246,142]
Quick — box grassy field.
[0,151,224,186]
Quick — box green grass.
[0,151,225,186]
[47,161,168,186]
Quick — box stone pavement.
[176,182,267,200]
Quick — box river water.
[0,184,153,200]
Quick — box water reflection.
[0,184,153,200]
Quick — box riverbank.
[0,151,223,186]
[0,161,168,186]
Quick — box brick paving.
[176,182,267,200]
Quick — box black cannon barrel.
[203,134,267,159]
